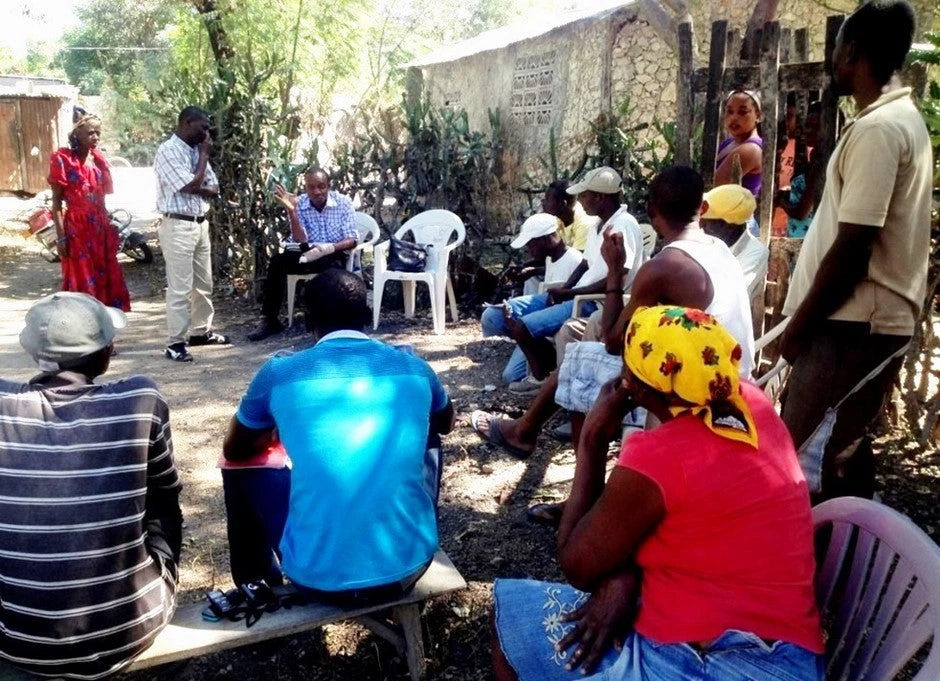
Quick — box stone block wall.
[420,9,614,173]
[417,0,934,184]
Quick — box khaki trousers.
[158,217,214,344]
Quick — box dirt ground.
[0,227,937,681]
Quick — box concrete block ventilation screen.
[510,50,556,126]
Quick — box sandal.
[526,501,565,528]
[470,410,534,460]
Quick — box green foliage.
[55,0,175,96]
[908,33,940,168]
[587,100,675,216]
[0,42,66,79]
[899,32,940,442]
[332,96,507,264]
[523,99,678,220]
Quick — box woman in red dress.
[48,115,130,311]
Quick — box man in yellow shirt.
[541,180,598,251]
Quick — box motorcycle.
[22,195,153,264]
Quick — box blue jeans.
[494,579,824,681]
[481,293,577,383]
[221,436,444,587]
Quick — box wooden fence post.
[757,21,780,244]
[794,28,808,62]
[794,29,810,117]
[675,22,694,167]
[819,15,845,168]
[701,20,729,182]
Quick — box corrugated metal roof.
[406,0,635,67]
[0,75,77,99]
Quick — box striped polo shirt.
[0,372,182,679]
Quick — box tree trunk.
[191,0,236,85]
[741,0,780,62]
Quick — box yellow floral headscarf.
[623,305,758,448]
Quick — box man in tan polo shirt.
[780,0,932,501]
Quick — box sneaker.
[508,375,545,395]
[165,342,193,362]
[247,320,284,342]
[189,331,231,346]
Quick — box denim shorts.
[493,579,824,681]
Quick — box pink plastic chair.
[813,497,940,681]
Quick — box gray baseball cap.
[566,166,623,195]
[20,292,126,371]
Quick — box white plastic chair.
[753,318,790,400]
[372,210,466,335]
[285,213,380,327]
[814,497,940,681]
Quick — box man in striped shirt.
[0,292,182,679]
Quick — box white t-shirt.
[545,246,585,286]
[664,235,756,376]
[730,229,770,302]
[577,206,647,291]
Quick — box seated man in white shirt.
[248,168,358,342]
[481,167,646,385]
[700,183,770,305]
[489,213,583,385]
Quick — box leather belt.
[164,212,206,223]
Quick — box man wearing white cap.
[483,167,645,385]
[0,292,181,679]
[561,167,646,299]
[483,213,583,386]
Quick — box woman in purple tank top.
[714,90,764,197]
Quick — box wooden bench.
[126,551,466,680]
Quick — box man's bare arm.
[222,416,277,462]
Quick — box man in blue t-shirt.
[222,270,454,602]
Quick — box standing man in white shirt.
[153,106,231,363]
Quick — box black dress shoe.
[247,321,284,342]
[165,342,193,362]
[189,331,231,346]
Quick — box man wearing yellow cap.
[700,184,769,303]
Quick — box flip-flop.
[470,410,534,460]
[527,502,565,528]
